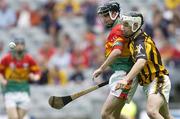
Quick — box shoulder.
[1,53,12,59]
[24,54,34,60]
[0,53,12,64]
[110,24,123,36]
[135,32,154,45]
[108,24,125,42]
[134,32,147,44]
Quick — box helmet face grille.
[121,12,144,38]
[126,12,144,25]
[13,36,25,45]
[97,6,109,14]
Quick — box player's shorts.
[143,75,171,103]
[109,71,138,103]
[4,92,30,110]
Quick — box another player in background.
[0,36,41,119]
[93,1,138,119]
[116,12,174,119]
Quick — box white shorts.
[4,92,30,110]
[109,71,138,103]
[143,75,171,103]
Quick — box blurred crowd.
[0,0,180,96]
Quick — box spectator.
[44,0,56,12]
[171,37,180,67]
[165,0,180,10]
[167,22,177,45]
[153,27,167,50]
[16,2,41,28]
[70,44,88,83]
[41,4,62,45]
[82,0,98,30]
[54,0,80,17]
[83,30,97,67]
[144,3,159,37]
[31,8,42,26]
[0,0,16,29]
[16,2,31,28]
[71,44,89,69]
[69,64,85,83]
[37,39,56,85]
[59,33,74,53]
[39,39,56,62]
[48,46,71,85]
[173,10,180,28]
[152,10,169,37]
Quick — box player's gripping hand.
[0,78,7,86]
[115,77,129,90]
[29,73,40,81]
[0,74,7,86]
[92,68,103,81]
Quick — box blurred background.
[0,0,180,119]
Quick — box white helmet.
[122,12,144,33]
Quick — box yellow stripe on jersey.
[30,65,40,72]
[129,32,169,85]
[115,37,125,42]
[5,67,30,80]
[0,64,4,70]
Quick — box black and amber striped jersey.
[129,32,169,86]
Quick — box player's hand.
[115,77,129,90]
[29,73,40,81]
[92,68,103,81]
[0,79,7,86]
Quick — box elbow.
[114,49,122,56]
[115,52,121,57]
[138,58,147,67]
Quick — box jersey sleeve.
[0,55,9,75]
[134,39,149,61]
[27,55,40,74]
[112,37,125,50]
[111,24,126,51]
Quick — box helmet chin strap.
[132,22,140,32]
[125,28,142,39]
[104,12,119,28]
[124,21,142,38]
[109,11,119,20]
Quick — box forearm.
[126,59,146,81]
[0,74,5,81]
[100,49,121,70]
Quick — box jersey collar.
[112,19,121,27]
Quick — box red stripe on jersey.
[105,24,126,57]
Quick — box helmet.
[97,1,120,15]
[97,1,120,28]
[122,12,144,33]
[13,36,25,45]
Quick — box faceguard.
[122,12,144,38]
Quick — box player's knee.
[146,107,159,118]
[101,108,111,119]
[8,116,19,119]
[163,115,173,119]
[7,113,19,119]
[101,110,108,119]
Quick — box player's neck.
[112,19,120,27]
[133,30,142,39]
[13,53,24,60]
